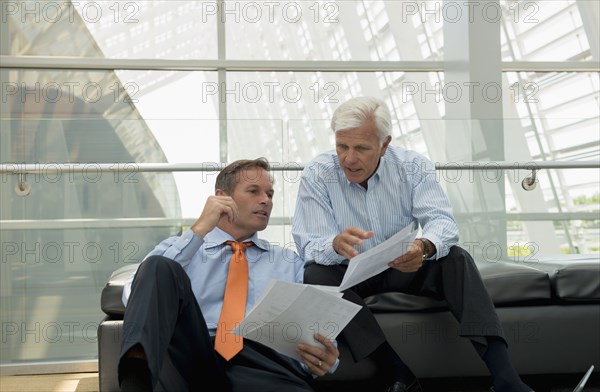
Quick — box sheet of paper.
[238,280,304,328]
[232,280,361,362]
[339,224,418,291]
[309,284,344,298]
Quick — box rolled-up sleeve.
[292,166,346,266]
[409,156,459,260]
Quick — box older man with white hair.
[292,96,533,392]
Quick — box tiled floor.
[0,373,99,392]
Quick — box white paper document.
[339,224,418,291]
[232,280,361,362]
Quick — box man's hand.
[297,333,340,377]
[190,195,239,238]
[332,227,374,259]
[388,240,425,272]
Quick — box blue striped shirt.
[292,146,459,265]
[123,228,305,335]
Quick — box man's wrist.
[191,221,211,238]
[332,235,340,255]
[416,238,431,258]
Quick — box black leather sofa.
[97,257,600,391]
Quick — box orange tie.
[215,241,253,361]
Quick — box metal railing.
[2,160,599,173]
[2,160,599,196]
[2,56,599,72]
[2,160,598,231]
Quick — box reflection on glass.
[3,1,217,59]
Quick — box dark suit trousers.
[119,256,315,392]
[304,246,505,362]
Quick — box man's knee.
[304,263,326,284]
[443,246,478,270]
[136,256,188,286]
[303,263,342,286]
[139,255,182,273]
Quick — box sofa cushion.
[532,256,600,301]
[366,261,551,312]
[100,263,139,318]
[102,261,554,316]
[476,261,551,305]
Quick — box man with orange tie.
[118,158,339,392]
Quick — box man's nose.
[259,192,271,204]
[345,149,358,163]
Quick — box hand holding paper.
[339,224,418,291]
[232,280,361,362]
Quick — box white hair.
[330,96,391,143]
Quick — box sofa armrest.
[101,264,139,318]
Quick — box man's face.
[335,119,391,187]
[228,167,274,235]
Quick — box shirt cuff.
[422,234,446,260]
[314,235,347,265]
[329,357,340,374]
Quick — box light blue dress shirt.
[292,146,459,266]
[122,227,339,375]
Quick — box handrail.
[2,212,597,230]
[1,161,599,174]
[1,56,599,72]
[2,161,598,195]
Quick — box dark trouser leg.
[304,263,386,362]
[226,340,316,392]
[398,246,506,347]
[381,246,531,391]
[119,256,228,391]
[305,246,506,359]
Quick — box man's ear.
[215,189,226,196]
[380,135,392,156]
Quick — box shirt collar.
[369,155,387,186]
[203,227,269,251]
